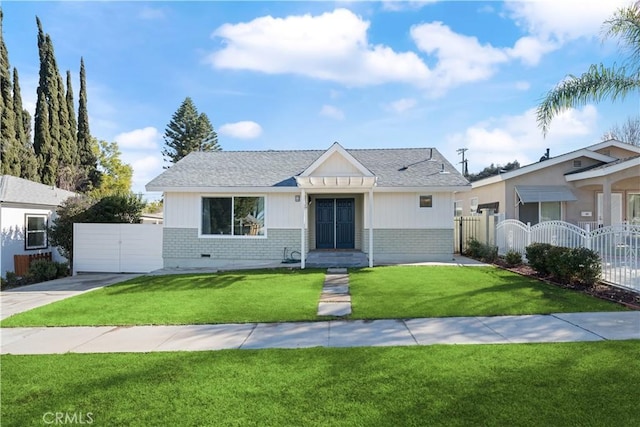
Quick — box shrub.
[547,246,573,283]
[504,250,523,267]
[465,238,498,262]
[571,247,601,286]
[525,243,553,275]
[525,244,602,287]
[55,262,70,278]
[28,260,59,282]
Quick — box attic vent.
[573,160,582,168]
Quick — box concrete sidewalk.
[2,311,638,355]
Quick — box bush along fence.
[496,220,639,291]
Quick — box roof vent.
[539,148,550,162]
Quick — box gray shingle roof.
[0,175,78,206]
[146,147,470,190]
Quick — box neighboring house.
[140,212,163,224]
[0,175,77,278]
[459,140,640,227]
[146,142,470,268]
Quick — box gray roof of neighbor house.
[146,148,470,190]
[0,175,77,206]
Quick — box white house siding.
[0,204,66,278]
[267,193,303,228]
[163,192,199,228]
[362,192,454,262]
[368,192,453,229]
[313,152,362,176]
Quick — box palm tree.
[537,2,640,135]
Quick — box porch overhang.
[295,176,377,189]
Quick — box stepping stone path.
[317,268,351,316]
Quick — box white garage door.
[73,223,163,274]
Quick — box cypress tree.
[162,97,220,166]
[34,86,55,184]
[56,64,73,172]
[66,70,78,166]
[77,57,98,189]
[13,68,38,181]
[0,8,20,176]
[34,17,59,184]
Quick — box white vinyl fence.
[73,223,163,274]
[496,220,639,291]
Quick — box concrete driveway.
[0,273,140,320]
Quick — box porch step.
[305,251,368,268]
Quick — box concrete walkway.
[0,273,141,320]
[317,268,351,316]
[2,312,638,355]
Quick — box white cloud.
[386,98,417,114]
[411,21,510,95]
[446,105,599,172]
[505,0,629,43]
[515,81,531,91]
[382,0,439,12]
[320,105,345,120]
[507,35,557,66]
[114,127,161,150]
[121,152,164,199]
[219,121,263,139]
[208,8,431,87]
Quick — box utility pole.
[456,148,468,177]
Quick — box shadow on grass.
[103,268,325,295]
[2,342,639,426]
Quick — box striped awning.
[515,185,577,203]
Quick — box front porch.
[305,250,369,268]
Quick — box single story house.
[459,139,640,227]
[146,142,470,268]
[0,175,77,278]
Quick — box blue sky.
[2,0,637,200]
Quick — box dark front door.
[315,198,355,249]
[316,199,335,249]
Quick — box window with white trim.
[25,214,48,250]
[202,196,265,236]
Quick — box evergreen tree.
[13,68,38,180]
[467,161,520,183]
[162,97,220,166]
[34,17,60,184]
[77,57,99,189]
[55,65,73,174]
[65,70,78,165]
[0,8,20,176]
[34,86,55,184]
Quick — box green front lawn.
[349,266,626,319]
[1,266,626,327]
[0,269,325,327]
[2,341,639,426]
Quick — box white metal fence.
[496,220,639,291]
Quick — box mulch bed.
[492,259,640,310]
